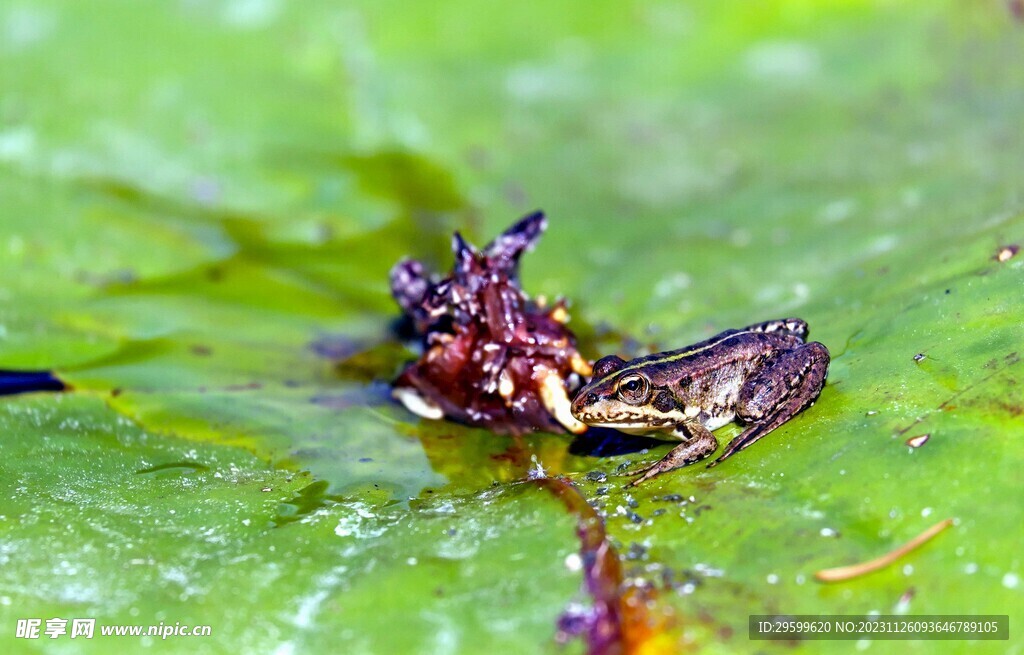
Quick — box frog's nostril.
[586,393,598,405]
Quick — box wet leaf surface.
[1,1,1022,653]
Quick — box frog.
[569,318,829,486]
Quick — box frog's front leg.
[624,422,718,487]
[708,341,830,467]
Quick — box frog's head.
[570,355,682,434]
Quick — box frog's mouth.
[576,415,677,434]
[586,422,664,435]
[572,398,679,433]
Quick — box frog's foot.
[708,341,830,467]
[624,423,718,487]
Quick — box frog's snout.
[570,391,598,419]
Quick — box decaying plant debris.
[390,212,592,435]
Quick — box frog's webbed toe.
[624,423,718,487]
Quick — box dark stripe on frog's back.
[598,329,803,388]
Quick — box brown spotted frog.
[570,319,829,486]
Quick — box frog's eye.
[616,374,650,405]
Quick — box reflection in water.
[275,480,346,526]
[135,461,210,475]
[568,427,667,458]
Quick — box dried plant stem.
[815,518,954,583]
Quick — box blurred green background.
[0,1,1022,653]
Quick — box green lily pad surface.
[1,1,1021,654]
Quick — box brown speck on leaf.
[990,398,1023,418]
[225,382,262,391]
[1010,0,1024,22]
[995,244,1019,262]
[906,433,930,448]
[190,345,212,357]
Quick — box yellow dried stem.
[815,518,954,583]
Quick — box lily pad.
[0,1,1022,654]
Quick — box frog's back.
[647,327,801,378]
[661,329,801,427]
